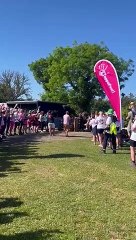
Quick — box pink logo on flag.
[94,59,121,121]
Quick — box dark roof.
[7,100,66,105]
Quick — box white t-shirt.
[96,116,106,129]
[130,120,136,141]
[106,116,112,126]
[89,118,97,128]
[104,116,112,133]
[14,112,19,122]
[63,114,70,125]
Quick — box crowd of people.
[86,109,121,153]
[84,101,136,167]
[1,102,136,167]
[0,104,62,140]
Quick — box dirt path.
[2,131,92,145]
[40,131,91,141]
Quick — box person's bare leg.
[52,128,55,136]
[66,128,69,137]
[130,146,136,167]
[49,126,52,136]
[130,146,135,161]
[98,134,103,147]
[93,135,96,145]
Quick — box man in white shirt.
[63,111,70,137]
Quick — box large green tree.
[29,42,134,112]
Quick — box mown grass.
[0,134,136,240]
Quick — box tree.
[92,98,110,113]
[29,42,134,113]
[0,70,31,102]
[121,93,136,126]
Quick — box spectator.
[89,112,98,145]
[96,111,106,147]
[102,109,117,154]
[126,104,135,137]
[63,111,70,137]
[130,115,136,167]
[47,111,55,136]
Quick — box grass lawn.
[0,134,136,240]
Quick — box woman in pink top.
[18,109,25,135]
[9,112,15,135]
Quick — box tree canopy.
[29,42,134,113]
[0,70,31,102]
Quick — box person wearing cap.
[102,109,117,154]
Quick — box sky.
[0,0,136,100]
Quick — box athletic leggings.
[103,132,116,150]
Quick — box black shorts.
[92,126,97,136]
[130,140,136,147]
[97,128,104,134]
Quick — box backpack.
[110,122,117,135]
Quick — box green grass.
[0,135,136,240]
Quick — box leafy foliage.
[92,98,110,113]
[121,93,136,126]
[29,42,134,113]
[0,70,31,102]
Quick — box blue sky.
[0,0,135,99]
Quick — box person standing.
[102,109,117,154]
[0,110,5,140]
[63,111,70,137]
[126,102,136,137]
[47,111,55,136]
[89,112,98,145]
[130,102,136,115]
[96,111,106,147]
[116,119,121,149]
[38,111,45,132]
[130,115,136,167]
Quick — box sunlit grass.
[0,136,135,240]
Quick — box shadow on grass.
[0,151,85,160]
[3,153,85,160]
[44,153,85,158]
[0,134,41,177]
[66,135,90,138]
[0,211,28,224]
[0,133,85,176]
[120,147,130,151]
[0,197,23,209]
[102,152,130,155]
[0,229,64,240]
[0,197,27,225]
